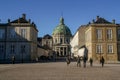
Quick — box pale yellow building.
[117,24,120,61]
[85,16,119,62]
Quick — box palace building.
[0,14,38,63]
[71,16,120,62]
[85,16,119,62]
[42,34,53,50]
[2,14,120,62]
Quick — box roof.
[10,14,29,23]
[11,18,29,23]
[37,37,42,42]
[0,14,38,32]
[52,17,72,36]
[0,23,8,26]
[43,34,52,39]
[93,16,112,24]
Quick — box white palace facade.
[0,14,38,63]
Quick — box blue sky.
[0,0,120,37]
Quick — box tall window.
[0,29,5,39]
[10,45,15,53]
[0,45,4,53]
[46,41,48,45]
[107,29,112,39]
[96,44,102,53]
[118,29,120,40]
[66,38,69,43]
[60,38,63,44]
[55,39,57,43]
[108,45,113,53]
[96,29,102,39]
[10,28,16,38]
[21,29,26,38]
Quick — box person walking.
[89,58,93,67]
[100,56,105,67]
[12,56,15,64]
[83,57,87,68]
[77,56,81,67]
[66,56,70,66]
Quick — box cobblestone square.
[0,62,120,80]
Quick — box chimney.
[22,13,26,19]
[32,22,34,26]
[88,22,91,24]
[92,19,95,23]
[18,18,20,23]
[28,19,31,23]
[8,19,10,23]
[112,19,115,24]
[96,16,99,20]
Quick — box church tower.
[52,17,72,57]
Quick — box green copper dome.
[52,17,72,36]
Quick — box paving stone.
[0,62,120,80]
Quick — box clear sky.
[0,0,120,37]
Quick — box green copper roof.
[52,17,72,36]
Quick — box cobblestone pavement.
[0,62,120,80]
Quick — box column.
[63,37,65,44]
[66,46,68,56]
[63,47,65,56]
[59,47,61,56]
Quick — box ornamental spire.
[60,17,64,25]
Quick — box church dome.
[52,17,72,36]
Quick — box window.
[96,29,102,39]
[10,28,16,38]
[46,41,48,45]
[66,38,69,43]
[0,29,5,39]
[96,44,102,53]
[118,29,120,40]
[0,45,4,53]
[21,45,25,53]
[55,39,57,43]
[21,29,26,38]
[10,45,15,53]
[107,29,112,39]
[108,45,113,53]
[64,47,66,56]
[60,38,63,44]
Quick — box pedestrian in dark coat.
[12,56,15,64]
[83,57,87,68]
[100,56,105,67]
[66,56,70,66]
[89,58,93,67]
[77,56,81,67]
